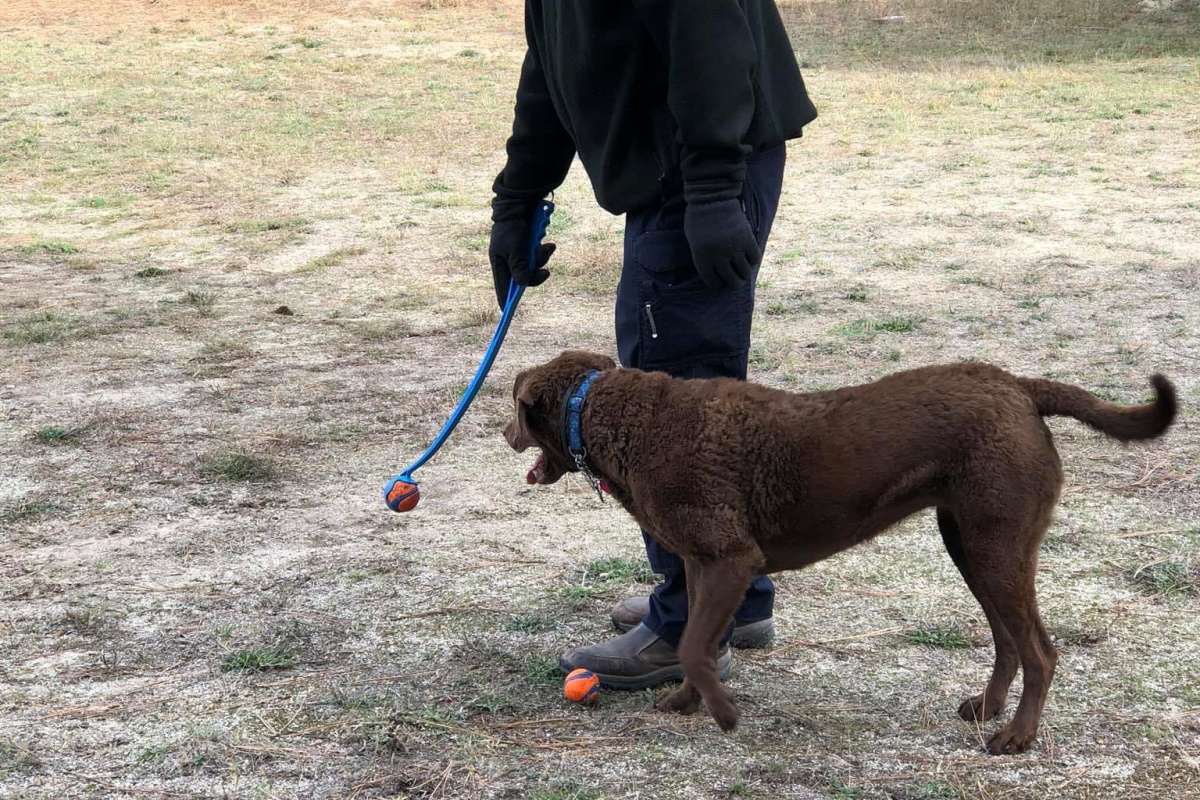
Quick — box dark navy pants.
[614,143,786,648]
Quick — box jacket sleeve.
[631,0,757,202]
[491,14,577,215]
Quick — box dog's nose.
[504,420,523,451]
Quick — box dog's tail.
[1019,373,1177,441]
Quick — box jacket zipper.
[644,303,659,339]
[742,175,760,235]
[650,107,673,202]
[651,149,668,203]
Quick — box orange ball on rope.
[385,478,421,513]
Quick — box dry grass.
[2,2,1199,798]
[780,0,1200,65]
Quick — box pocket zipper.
[644,303,659,339]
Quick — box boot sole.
[613,617,776,650]
[558,650,733,691]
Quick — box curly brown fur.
[504,350,1178,754]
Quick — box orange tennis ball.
[387,479,420,513]
[563,668,600,704]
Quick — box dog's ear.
[506,370,540,452]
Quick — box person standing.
[488,0,817,688]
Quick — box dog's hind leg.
[960,512,1059,755]
[656,553,759,732]
[937,507,1019,723]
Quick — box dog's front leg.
[656,556,701,715]
[656,677,702,716]
[656,557,704,716]
[656,554,759,732]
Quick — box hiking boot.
[610,595,776,650]
[558,623,732,690]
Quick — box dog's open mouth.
[526,450,566,485]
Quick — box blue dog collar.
[565,370,600,455]
[561,369,604,500]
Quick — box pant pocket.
[629,221,755,378]
[637,278,753,376]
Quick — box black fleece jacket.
[492,0,817,217]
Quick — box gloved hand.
[683,197,760,291]
[489,199,556,309]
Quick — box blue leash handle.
[384,199,554,511]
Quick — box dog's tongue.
[526,453,548,485]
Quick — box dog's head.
[505,350,617,485]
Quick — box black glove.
[683,197,760,291]
[489,199,556,309]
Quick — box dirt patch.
[1,0,515,28]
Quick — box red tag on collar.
[599,479,611,495]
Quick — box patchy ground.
[1,1,1198,798]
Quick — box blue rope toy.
[384,199,555,512]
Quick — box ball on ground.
[564,668,600,704]
[386,479,420,512]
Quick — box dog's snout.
[503,419,520,451]
[504,418,529,452]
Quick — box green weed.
[905,626,972,650]
[221,644,297,672]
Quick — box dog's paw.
[958,694,1004,723]
[709,697,740,733]
[986,725,1035,755]
[654,685,701,716]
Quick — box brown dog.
[504,350,1177,754]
